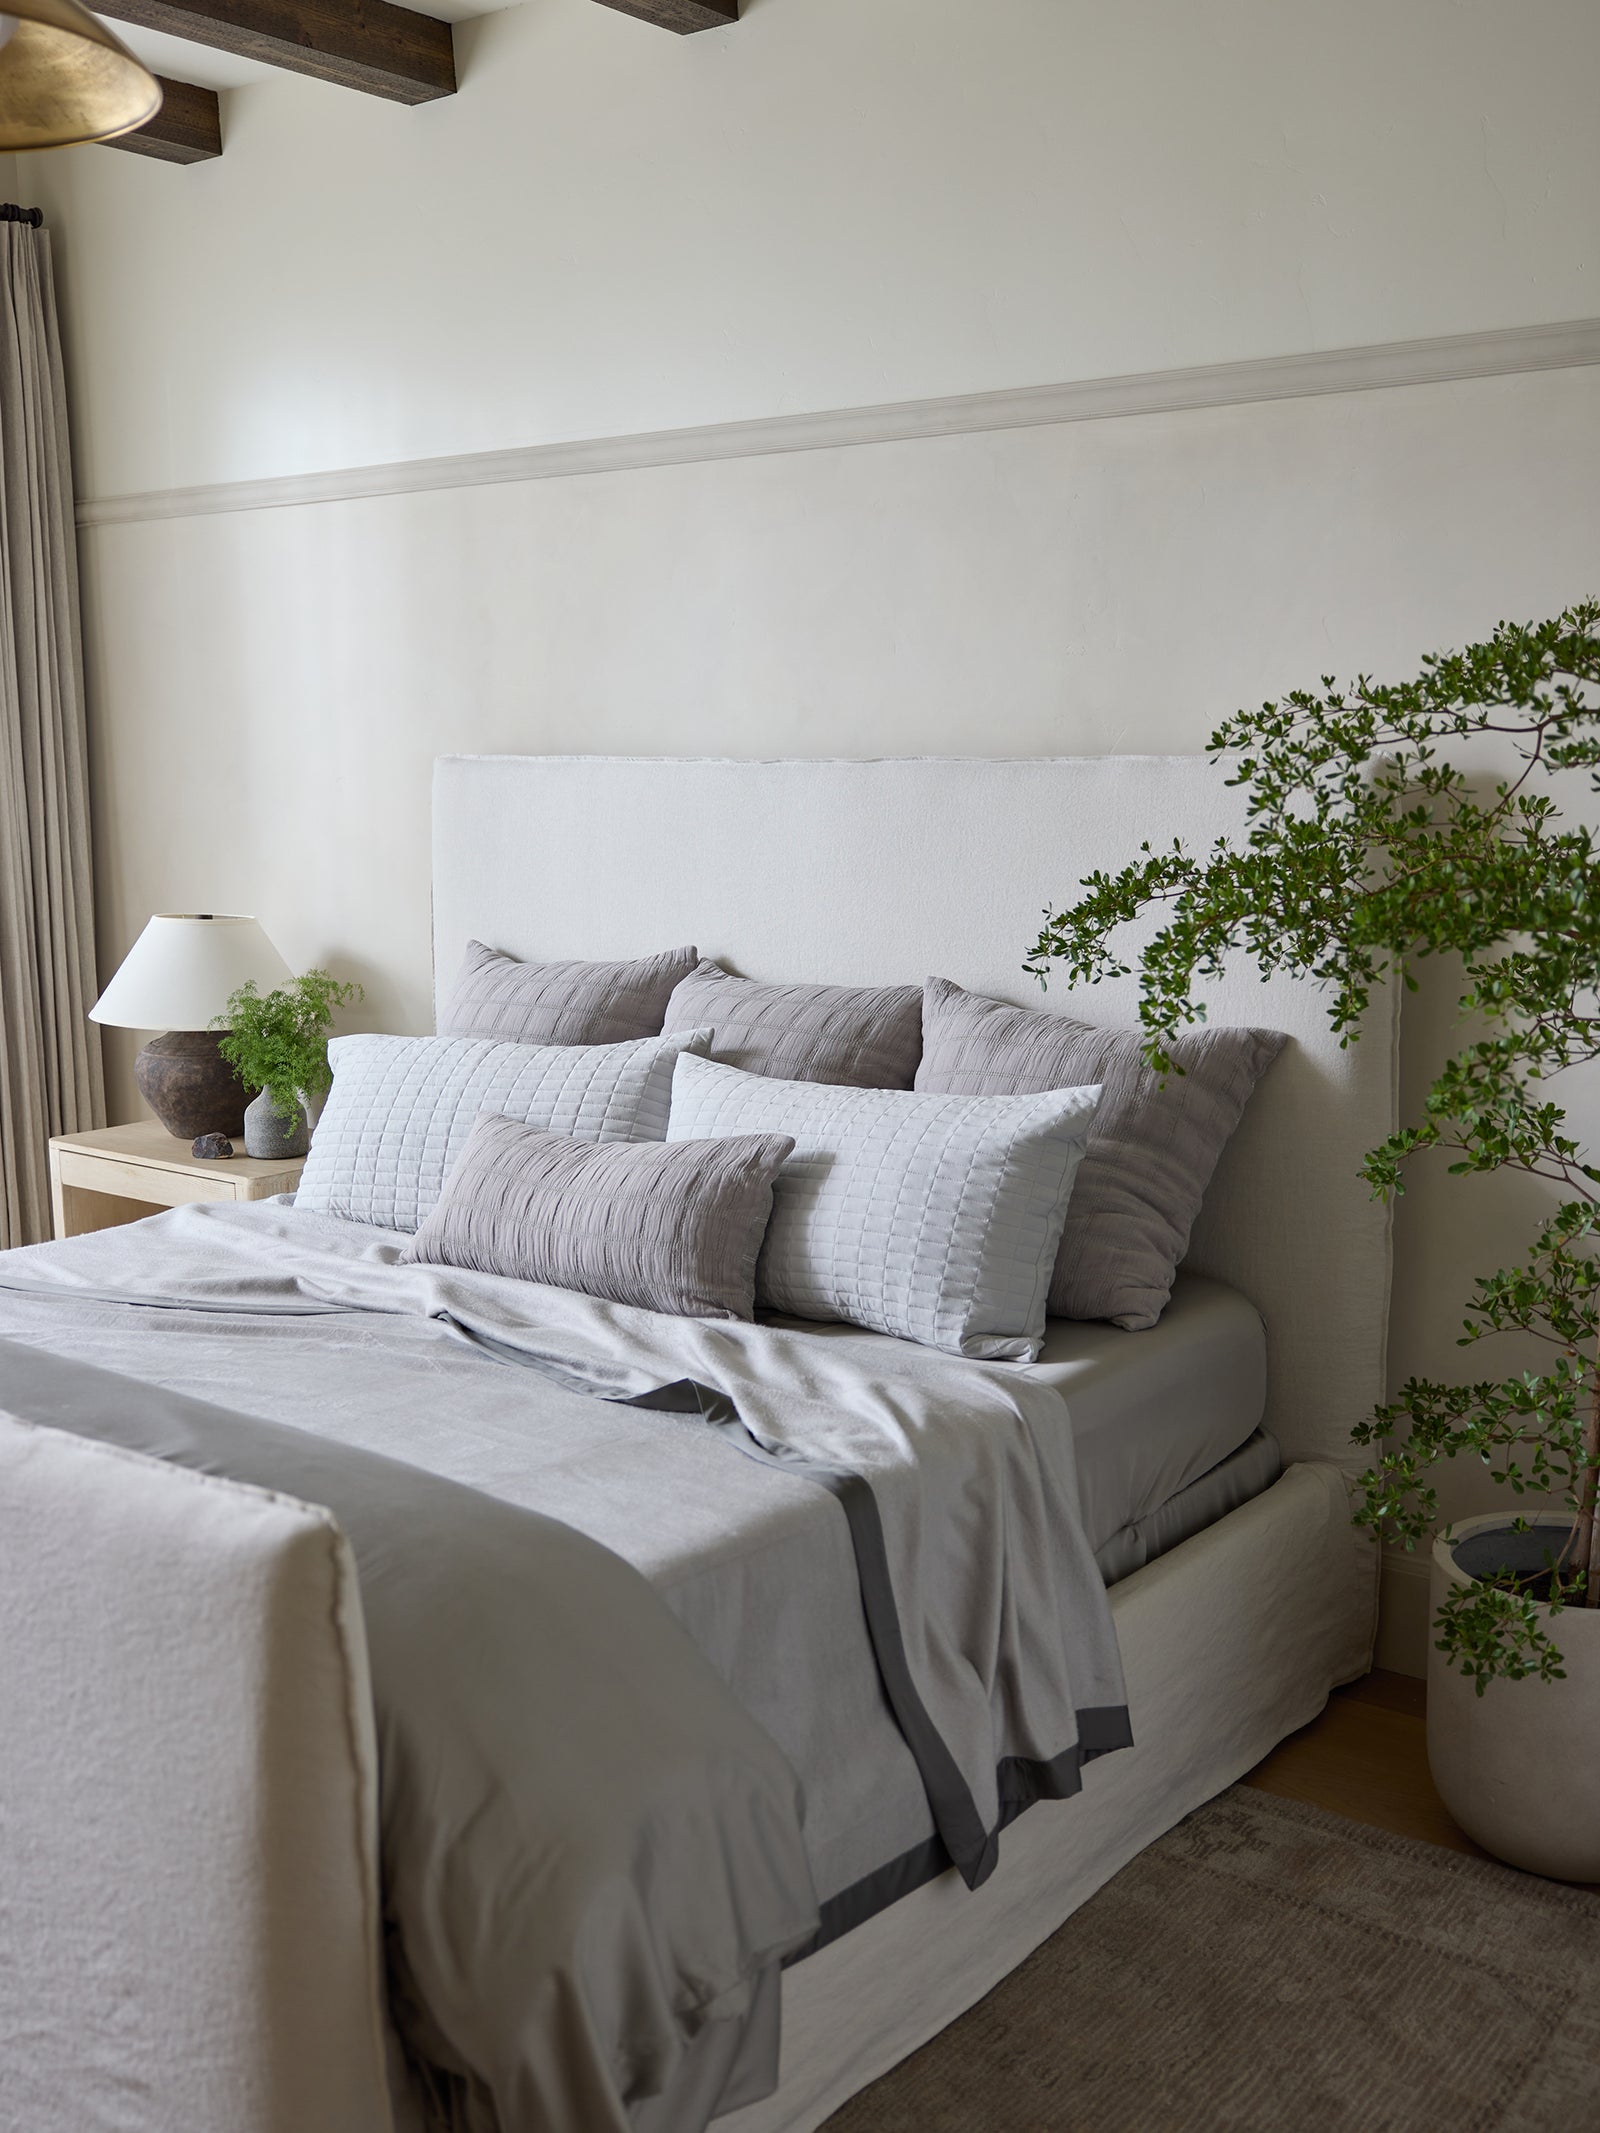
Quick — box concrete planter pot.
[242,1088,312,1160]
[1428,1512,1600,1882]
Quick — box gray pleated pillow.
[440,940,699,1046]
[662,960,923,1089]
[402,1111,795,1321]
[667,1051,1101,1360]
[915,977,1288,1330]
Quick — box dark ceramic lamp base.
[134,1029,251,1139]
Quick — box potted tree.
[214,969,362,1159]
[1029,603,1600,1880]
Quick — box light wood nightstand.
[49,1120,305,1240]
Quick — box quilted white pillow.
[297,1028,711,1233]
[666,1051,1101,1360]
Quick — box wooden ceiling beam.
[106,77,223,164]
[592,1,739,32]
[95,0,456,105]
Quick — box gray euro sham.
[667,1050,1101,1360]
[915,977,1287,1330]
[440,939,700,1046]
[403,1112,795,1322]
[662,960,923,1089]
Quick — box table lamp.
[90,913,294,1139]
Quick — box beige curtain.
[0,209,103,1249]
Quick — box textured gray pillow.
[915,977,1288,1330]
[402,1111,796,1321]
[440,940,700,1046]
[667,1051,1101,1360]
[662,960,923,1088]
[297,1027,711,1233]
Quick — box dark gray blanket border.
[0,1279,1133,1935]
[792,1705,1134,1961]
[633,1378,1002,1890]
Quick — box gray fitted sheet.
[767,1272,1270,1567]
[1093,1428,1281,1584]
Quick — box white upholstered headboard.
[433,755,1397,1476]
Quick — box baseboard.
[1374,1544,1432,1678]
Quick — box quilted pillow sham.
[402,1111,796,1321]
[439,940,700,1047]
[666,1050,1101,1360]
[296,1027,711,1233]
[915,977,1287,1330]
[662,961,923,1089]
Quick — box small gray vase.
[243,1088,311,1160]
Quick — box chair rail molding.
[76,316,1600,531]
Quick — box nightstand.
[48,1120,305,1240]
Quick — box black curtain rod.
[0,204,44,227]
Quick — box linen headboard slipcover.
[434,755,1398,1477]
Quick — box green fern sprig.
[214,968,363,1126]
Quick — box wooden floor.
[1240,1668,1492,1859]
[1242,1667,1600,1895]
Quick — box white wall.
[21,0,1600,500]
[10,0,1600,1666]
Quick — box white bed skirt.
[725,1459,1374,2133]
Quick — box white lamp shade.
[89,914,295,1031]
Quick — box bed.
[0,756,1393,2133]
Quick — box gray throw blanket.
[0,1200,1131,2126]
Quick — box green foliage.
[214,968,362,1126]
[1433,1575,1570,1696]
[1028,602,1600,1684]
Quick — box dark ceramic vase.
[134,1029,250,1139]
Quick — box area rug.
[822,1787,1600,2132]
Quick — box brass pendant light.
[0,0,160,151]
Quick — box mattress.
[769,1272,1274,1576]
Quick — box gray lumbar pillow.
[667,1050,1101,1360]
[662,959,923,1089]
[402,1110,795,1321]
[915,977,1288,1330]
[440,940,700,1047]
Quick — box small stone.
[192,1133,234,1160]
